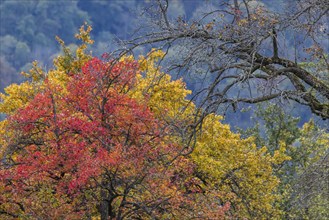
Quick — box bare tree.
[123,0,329,119]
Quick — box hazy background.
[0,0,326,128]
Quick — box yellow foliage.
[131,49,286,219]
[0,82,40,115]
[54,23,93,74]
[21,61,45,82]
[299,120,329,166]
[191,114,286,219]
[75,22,94,45]
[131,49,194,121]
[271,142,291,164]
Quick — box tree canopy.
[0,1,328,219]
[0,24,294,220]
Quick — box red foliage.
[0,58,229,219]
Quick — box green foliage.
[287,122,329,219]
[242,103,329,219]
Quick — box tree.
[0,24,288,219]
[289,121,329,219]
[0,55,223,220]
[131,50,289,219]
[192,113,289,219]
[0,25,231,219]
[2,59,197,219]
[124,0,329,119]
[240,103,329,219]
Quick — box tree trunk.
[100,189,109,220]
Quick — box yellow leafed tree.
[133,49,289,219]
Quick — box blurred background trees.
[0,0,142,92]
[2,0,327,123]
